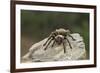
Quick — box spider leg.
[51,40,56,47]
[66,38,73,49]
[62,41,66,53]
[68,34,76,41]
[43,36,52,46]
[44,38,53,50]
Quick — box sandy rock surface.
[22,33,87,63]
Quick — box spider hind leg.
[68,34,76,41]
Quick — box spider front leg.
[66,37,73,49]
[43,36,52,46]
[51,40,56,47]
[62,41,66,53]
[44,38,53,50]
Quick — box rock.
[22,33,87,62]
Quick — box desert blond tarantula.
[43,28,76,53]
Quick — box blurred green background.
[21,10,89,59]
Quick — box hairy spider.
[43,28,76,53]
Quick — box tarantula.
[43,28,76,53]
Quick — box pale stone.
[22,33,87,62]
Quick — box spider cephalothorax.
[43,28,76,53]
